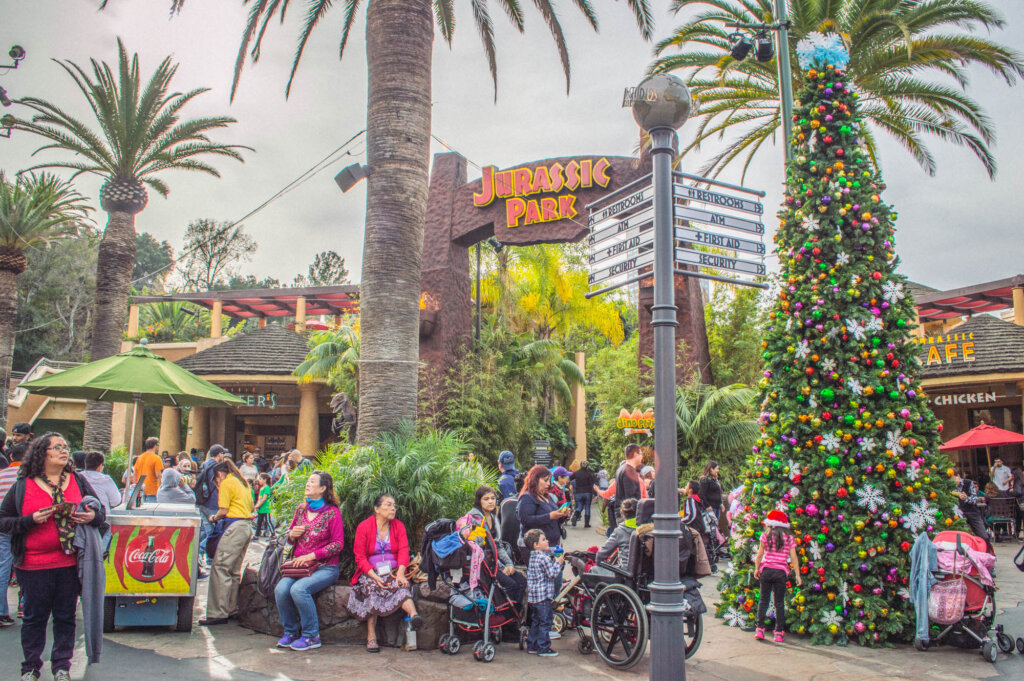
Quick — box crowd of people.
[3,421,1024,673]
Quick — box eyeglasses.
[48,444,70,452]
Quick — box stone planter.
[238,567,450,649]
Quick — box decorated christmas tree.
[715,33,963,646]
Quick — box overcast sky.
[4,0,1023,292]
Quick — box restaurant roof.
[915,275,1024,321]
[176,324,310,375]
[918,314,1024,379]
[133,284,358,320]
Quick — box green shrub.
[104,445,128,488]
[270,423,495,578]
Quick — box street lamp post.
[773,0,794,163]
[631,73,691,681]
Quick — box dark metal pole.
[475,242,482,344]
[773,0,794,163]
[648,125,685,681]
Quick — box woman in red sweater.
[347,494,424,652]
[0,432,106,681]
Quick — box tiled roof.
[176,324,310,375]
[918,314,1024,379]
[906,280,938,302]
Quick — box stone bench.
[237,567,451,649]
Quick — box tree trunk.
[83,209,138,451]
[356,0,434,444]
[0,268,18,429]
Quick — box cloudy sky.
[4,0,1023,292]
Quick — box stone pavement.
[4,510,1024,680]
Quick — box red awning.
[916,275,1024,321]
[132,284,359,320]
[938,423,1024,451]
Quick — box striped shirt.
[527,550,562,603]
[0,463,20,506]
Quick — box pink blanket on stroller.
[935,542,995,586]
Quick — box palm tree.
[503,335,584,424]
[0,172,91,426]
[163,0,654,444]
[12,39,250,450]
[649,0,1024,179]
[294,321,361,396]
[644,377,757,482]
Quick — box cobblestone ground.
[4,503,1022,680]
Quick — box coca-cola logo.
[124,535,174,582]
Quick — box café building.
[914,275,1024,481]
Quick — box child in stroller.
[421,513,526,663]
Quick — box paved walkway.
[4,511,1023,680]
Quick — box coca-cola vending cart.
[103,502,201,632]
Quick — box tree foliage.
[294,249,349,287]
[132,232,173,291]
[650,0,1024,179]
[585,334,647,471]
[705,285,766,387]
[180,218,255,291]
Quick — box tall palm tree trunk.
[83,209,138,451]
[355,0,434,444]
[0,267,19,429]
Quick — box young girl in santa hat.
[752,509,802,642]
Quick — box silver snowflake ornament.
[882,281,905,303]
[846,318,866,341]
[820,610,844,627]
[901,499,939,533]
[861,437,877,453]
[847,377,863,395]
[906,465,920,482]
[820,357,837,372]
[886,431,905,455]
[855,483,886,513]
[822,432,841,451]
[795,340,811,359]
[809,541,823,560]
[725,607,744,627]
[835,251,850,266]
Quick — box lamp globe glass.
[631,74,691,131]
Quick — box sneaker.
[527,649,538,654]
[774,631,785,643]
[54,671,72,681]
[548,631,561,640]
[277,634,297,648]
[538,650,559,657]
[0,615,15,626]
[20,673,39,681]
[754,627,765,640]
[290,636,321,651]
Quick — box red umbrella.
[939,422,1024,469]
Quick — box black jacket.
[516,493,561,546]
[615,462,643,505]
[698,476,722,511]
[0,471,108,567]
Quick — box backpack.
[195,463,217,506]
[257,534,288,600]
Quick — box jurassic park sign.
[473,158,612,229]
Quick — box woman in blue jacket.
[516,465,569,548]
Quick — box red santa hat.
[764,510,790,528]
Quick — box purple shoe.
[277,634,297,648]
[290,636,322,651]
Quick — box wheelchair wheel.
[684,614,703,659]
[590,583,648,669]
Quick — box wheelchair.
[557,499,706,669]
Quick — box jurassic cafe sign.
[473,158,612,229]
[916,331,976,366]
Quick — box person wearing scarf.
[0,432,107,681]
[273,471,344,652]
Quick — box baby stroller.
[422,517,525,662]
[914,530,1022,662]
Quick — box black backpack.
[195,464,217,506]
[257,535,287,600]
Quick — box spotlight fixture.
[0,87,11,107]
[1,45,25,71]
[334,163,368,193]
[486,237,504,253]
[729,32,753,61]
[754,31,775,63]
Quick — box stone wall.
[237,568,451,649]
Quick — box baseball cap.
[208,444,227,458]
[640,465,655,477]
[12,422,32,435]
[498,450,515,466]
[551,466,570,479]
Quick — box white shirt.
[992,464,1012,491]
[81,469,123,513]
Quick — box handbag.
[280,560,316,579]
[256,536,286,600]
[928,577,967,624]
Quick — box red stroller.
[915,530,1022,663]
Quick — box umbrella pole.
[128,397,140,503]
[985,446,992,471]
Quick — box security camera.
[8,45,25,62]
[0,87,11,107]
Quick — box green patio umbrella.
[20,343,245,476]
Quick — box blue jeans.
[0,533,12,617]
[144,494,157,502]
[574,493,593,525]
[274,565,340,638]
[198,511,216,557]
[528,598,553,652]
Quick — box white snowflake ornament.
[861,437,877,453]
[820,358,837,372]
[847,377,863,395]
[809,541,823,560]
[835,251,850,266]
[820,611,844,627]
[846,318,866,341]
[886,431,905,455]
[906,465,920,482]
[822,433,841,451]
[794,340,811,359]
[725,607,744,627]
[901,499,939,533]
[882,281,905,303]
[855,483,886,513]
[838,582,850,605]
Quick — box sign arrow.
[675,248,766,276]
